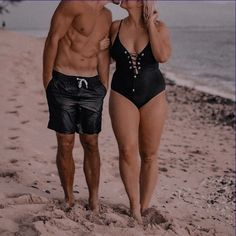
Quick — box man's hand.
[43,77,51,90]
[99,37,110,51]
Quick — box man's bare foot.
[88,197,99,213]
[59,199,75,212]
[66,195,75,207]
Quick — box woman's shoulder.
[112,20,121,26]
[110,20,121,44]
[110,20,121,35]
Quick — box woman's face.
[112,0,121,5]
[119,0,143,10]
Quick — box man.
[43,0,112,212]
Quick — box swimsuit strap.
[112,20,123,46]
[117,20,123,37]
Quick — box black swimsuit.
[110,21,166,108]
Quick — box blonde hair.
[143,0,158,24]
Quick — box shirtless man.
[43,0,112,211]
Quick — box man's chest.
[72,13,108,40]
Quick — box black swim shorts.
[46,70,107,134]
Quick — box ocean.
[16,25,235,101]
[15,30,48,38]
[161,26,235,100]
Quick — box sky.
[0,1,234,30]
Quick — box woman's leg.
[139,91,168,214]
[109,90,142,222]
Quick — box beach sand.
[0,30,234,236]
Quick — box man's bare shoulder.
[102,7,112,22]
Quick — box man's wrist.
[43,77,51,89]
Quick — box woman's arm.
[143,1,172,64]
[147,18,172,63]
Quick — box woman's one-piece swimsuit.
[110,21,166,109]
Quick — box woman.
[109,0,171,223]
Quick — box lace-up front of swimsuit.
[110,20,166,108]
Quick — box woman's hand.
[143,0,159,26]
[99,37,110,51]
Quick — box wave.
[162,68,235,101]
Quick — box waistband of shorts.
[52,70,100,82]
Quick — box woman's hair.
[142,0,157,24]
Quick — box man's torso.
[54,3,110,76]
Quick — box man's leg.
[56,132,75,207]
[80,134,100,212]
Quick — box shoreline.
[165,76,235,128]
[163,69,235,102]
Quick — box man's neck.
[87,1,105,11]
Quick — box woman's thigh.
[139,91,168,156]
[109,90,140,151]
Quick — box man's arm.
[97,44,110,90]
[42,1,80,89]
[97,11,112,90]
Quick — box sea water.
[161,26,235,100]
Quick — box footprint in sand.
[8,127,20,131]
[9,159,18,164]
[13,222,39,236]
[17,81,26,85]
[159,167,168,172]
[85,210,127,228]
[0,171,18,179]
[5,147,20,152]
[15,105,23,109]
[31,215,52,224]
[142,208,167,227]
[111,203,130,216]
[5,193,49,206]
[21,120,30,124]
[7,98,17,102]
[0,171,19,183]
[69,202,130,228]
[8,136,19,140]
[143,208,191,235]
[12,93,19,98]
[6,110,19,116]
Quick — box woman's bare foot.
[130,208,143,225]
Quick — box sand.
[0,30,234,236]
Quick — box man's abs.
[54,34,99,77]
